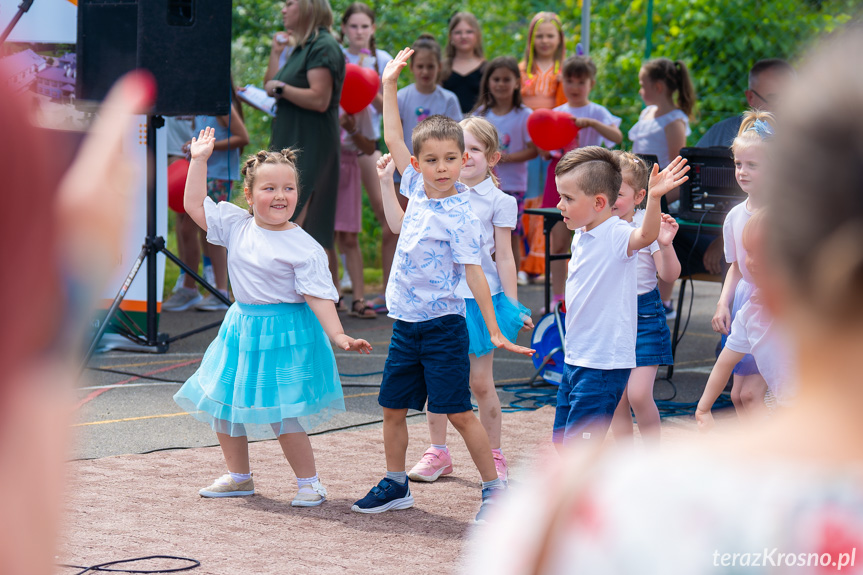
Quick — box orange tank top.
[519,61,567,110]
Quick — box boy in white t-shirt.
[553,146,689,446]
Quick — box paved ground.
[75,279,724,460]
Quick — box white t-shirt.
[339,106,376,153]
[165,116,194,157]
[385,164,482,322]
[343,47,393,140]
[203,198,338,305]
[723,200,754,284]
[554,101,622,152]
[725,292,795,405]
[631,210,661,295]
[565,216,638,369]
[478,105,533,192]
[454,177,518,299]
[397,84,463,155]
[628,105,691,168]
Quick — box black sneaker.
[351,477,414,513]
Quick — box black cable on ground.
[58,555,199,574]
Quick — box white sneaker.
[292,480,327,507]
[162,287,202,312]
[517,271,529,286]
[196,291,230,312]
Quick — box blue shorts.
[552,364,631,445]
[636,287,674,366]
[379,315,472,414]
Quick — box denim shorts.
[378,314,472,414]
[636,287,674,366]
[552,364,631,445]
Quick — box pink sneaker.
[493,451,509,484]
[408,447,453,482]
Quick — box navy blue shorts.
[552,364,631,445]
[379,315,472,414]
[636,287,674,366]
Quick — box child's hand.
[189,127,216,162]
[340,113,357,133]
[712,304,731,335]
[382,47,413,86]
[695,407,715,432]
[657,213,679,246]
[573,117,594,129]
[521,313,535,331]
[647,156,690,199]
[490,332,536,358]
[539,149,552,161]
[333,334,373,354]
[377,153,396,180]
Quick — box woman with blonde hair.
[266,0,346,254]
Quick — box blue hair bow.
[746,119,775,140]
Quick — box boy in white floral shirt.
[351,48,535,524]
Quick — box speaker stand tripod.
[83,115,231,363]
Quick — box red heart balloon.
[340,63,380,115]
[168,158,189,214]
[527,109,580,151]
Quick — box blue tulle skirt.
[465,292,531,357]
[173,302,345,438]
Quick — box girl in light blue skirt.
[174,128,372,506]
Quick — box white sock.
[431,443,448,451]
[229,472,251,483]
[297,475,318,488]
[482,478,504,491]
[386,471,407,485]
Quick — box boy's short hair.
[556,146,622,204]
[412,115,465,156]
[561,56,597,81]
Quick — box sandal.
[350,298,378,319]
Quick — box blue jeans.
[552,364,631,445]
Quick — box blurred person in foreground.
[0,71,155,574]
[465,23,863,574]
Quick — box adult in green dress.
[266,0,345,250]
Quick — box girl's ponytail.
[675,60,696,118]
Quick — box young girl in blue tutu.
[174,127,372,506]
[408,116,533,486]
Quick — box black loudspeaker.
[76,0,138,103]
[137,0,232,116]
[678,147,746,225]
[76,0,232,116]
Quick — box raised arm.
[264,32,291,84]
[183,127,216,231]
[465,264,536,357]
[695,347,744,432]
[382,48,414,174]
[377,153,404,233]
[654,214,682,283]
[629,156,689,253]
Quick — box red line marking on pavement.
[76,358,202,410]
